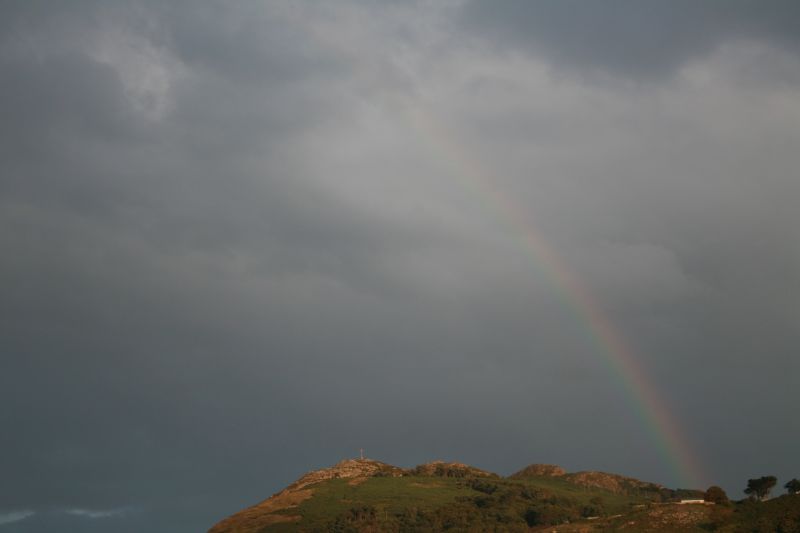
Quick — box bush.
[468,478,498,494]
[705,485,729,505]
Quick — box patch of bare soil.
[619,504,712,529]
[546,504,713,532]
[207,488,313,533]
[208,459,405,533]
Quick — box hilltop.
[510,464,667,495]
[209,459,800,532]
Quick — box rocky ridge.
[564,470,664,494]
[412,460,497,478]
[208,459,674,533]
[510,463,567,478]
[289,458,406,490]
[511,463,664,494]
[208,459,404,533]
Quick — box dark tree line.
[702,475,800,504]
[745,476,777,501]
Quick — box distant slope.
[208,459,800,532]
[208,459,405,533]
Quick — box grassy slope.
[716,494,800,533]
[552,495,800,533]
[273,477,467,530]
[227,471,800,532]
[260,474,657,532]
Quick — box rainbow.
[404,105,704,489]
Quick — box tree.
[785,478,800,495]
[523,509,541,527]
[704,485,729,504]
[744,476,777,501]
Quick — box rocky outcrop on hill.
[510,463,567,478]
[563,471,664,494]
[288,458,406,490]
[509,463,663,495]
[412,460,497,478]
[208,459,405,533]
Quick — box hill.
[208,459,800,532]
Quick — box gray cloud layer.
[1,2,799,532]
[460,0,800,78]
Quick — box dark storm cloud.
[0,3,506,530]
[459,0,800,77]
[2,2,800,532]
[0,2,367,530]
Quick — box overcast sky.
[2,1,799,531]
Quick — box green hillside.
[208,459,800,532]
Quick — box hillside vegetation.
[208,459,800,532]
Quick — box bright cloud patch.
[65,507,128,519]
[0,510,34,526]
